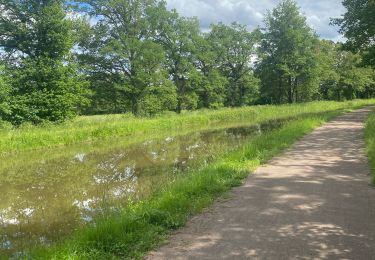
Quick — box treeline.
[0,0,374,125]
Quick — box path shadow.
[149,107,375,260]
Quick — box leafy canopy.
[332,0,375,66]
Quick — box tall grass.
[365,110,375,185]
[29,109,346,259]
[1,100,375,153]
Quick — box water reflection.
[0,119,284,256]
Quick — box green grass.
[365,109,375,185]
[1,100,375,154]
[28,109,351,259]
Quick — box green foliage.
[0,0,374,124]
[0,65,11,120]
[193,32,228,109]
[337,51,375,100]
[317,40,375,100]
[77,0,177,115]
[0,0,90,125]
[197,69,227,109]
[257,0,320,104]
[8,57,90,125]
[332,0,375,67]
[208,23,261,106]
[138,79,178,116]
[317,40,341,100]
[156,12,202,112]
[365,110,375,185]
[0,0,72,58]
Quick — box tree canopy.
[0,0,90,124]
[332,0,375,67]
[0,0,374,125]
[256,0,320,104]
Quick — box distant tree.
[187,33,226,109]
[336,51,374,100]
[0,0,90,125]
[332,0,375,67]
[316,40,341,100]
[77,0,177,116]
[316,40,375,100]
[155,11,201,112]
[196,56,228,111]
[257,0,320,104]
[0,65,11,121]
[208,23,260,107]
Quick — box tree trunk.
[288,76,293,104]
[278,73,283,104]
[294,77,298,102]
[203,91,209,108]
[239,84,245,106]
[176,79,184,113]
[131,97,138,115]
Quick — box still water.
[0,120,285,256]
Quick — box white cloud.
[166,0,346,41]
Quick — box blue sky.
[166,0,346,41]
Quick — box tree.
[208,23,260,107]
[0,65,11,121]
[336,51,374,100]
[316,40,340,100]
[155,11,201,112]
[193,34,227,109]
[0,0,90,125]
[332,0,375,67]
[316,40,375,100]
[257,0,320,104]
[77,0,177,116]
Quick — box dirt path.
[147,107,375,260]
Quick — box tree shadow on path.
[148,107,375,260]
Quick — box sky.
[165,0,346,42]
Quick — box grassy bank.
[1,100,375,154]
[29,109,346,259]
[365,110,375,185]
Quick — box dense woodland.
[0,0,374,125]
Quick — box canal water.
[0,119,285,256]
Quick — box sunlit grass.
[365,110,375,185]
[1,100,375,153]
[29,109,347,259]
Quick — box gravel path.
[147,107,375,260]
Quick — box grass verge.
[29,109,346,259]
[1,100,375,154]
[365,109,375,185]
